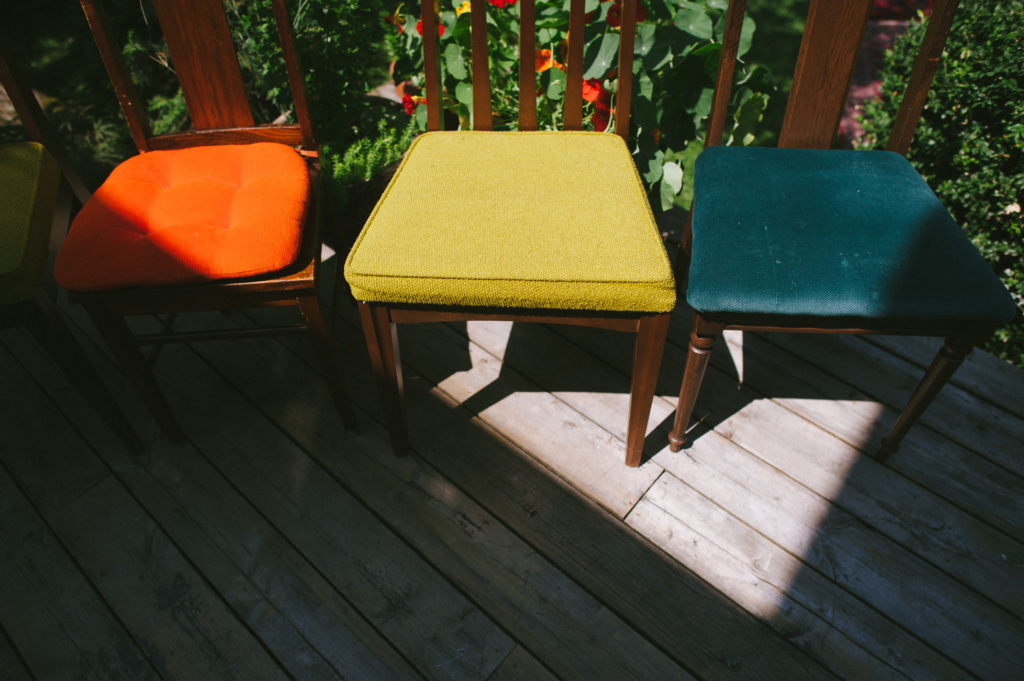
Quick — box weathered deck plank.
[2,267,1022,681]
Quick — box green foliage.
[859,2,1024,366]
[324,117,417,187]
[387,0,773,211]
[1,1,393,185]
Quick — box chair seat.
[344,131,676,313]
[0,142,61,305]
[687,146,1017,324]
[54,142,309,291]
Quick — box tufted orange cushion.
[54,142,309,291]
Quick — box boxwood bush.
[859,1,1024,367]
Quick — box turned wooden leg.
[28,297,144,454]
[298,294,358,431]
[625,313,671,467]
[668,315,724,452]
[357,301,408,456]
[82,300,185,441]
[877,335,973,461]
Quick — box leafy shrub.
[323,116,416,192]
[859,2,1024,366]
[386,0,773,211]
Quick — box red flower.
[582,79,602,103]
[593,95,612,132]
[582,80,614,132]
[416,18,445,37]
[489,0,518,7]
[402,93,425,114]
[605,0,647,27]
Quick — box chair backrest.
[0,30,91,204]
[707,0,960,153]
[79,0,316,153]
[418,0,640,138]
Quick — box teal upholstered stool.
[687,147,1016,325]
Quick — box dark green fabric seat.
[687,146,1016,325]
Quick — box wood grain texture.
[704,0,746,148]
[10,317,414,681]
[886,0,960,154]
[79,0,152,151]
[864,334,1024,419]
[563,0,585,129]
[654,424,1024,681]
[470,0,492,130]
[486,646,559,681]
[152,0,254,129]
[613,0,637,140]
[421,0,443,131]
[169,312,691,681]
[517,0,538,130]
[270,0,316,148]
[778,0,872,148]
[0,462,159,681]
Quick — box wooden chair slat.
[152,0,255,130]
[778,0,871,148]
[147,125,307,150]
[704,0,747,149]
[470,0,493,130]
[613,0,637,139]
[79,0,152,152]
[563,0,585,130]
[421,0,444,131]
[518,0,538,130]
[270,0,316,149]
[886,0,960,155]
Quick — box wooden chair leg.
[298,294,358,431]
[356,301,408,456]
[877,335,973,461]
[27,297,144,454]
[82,300,185,441]
[625,313,671,467]
[668,315,724,452]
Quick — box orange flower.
[535,49,564,73]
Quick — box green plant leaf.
[546,66,566,101]
[674,5,713,40]
[583,31,620,80]
[738,15,756,58]
[443,43,468,79]
[455,80,474,109]
[660,160,684,211]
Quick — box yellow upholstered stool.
[346,131,675,313]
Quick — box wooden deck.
[2,243,1023,681]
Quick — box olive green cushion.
[344,131,676,313]
[0,142,61,306]
[687,146,1017,324]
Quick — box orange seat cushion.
[54,143,310,290]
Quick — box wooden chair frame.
[71,0,355,440]
[669,0,990,459]
[357,0,671,467]
[0,30,141,452]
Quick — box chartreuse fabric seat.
[54,142,309,291]
[344,131,676,313]
[0,142,61,306]
[687,146,1017,324]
